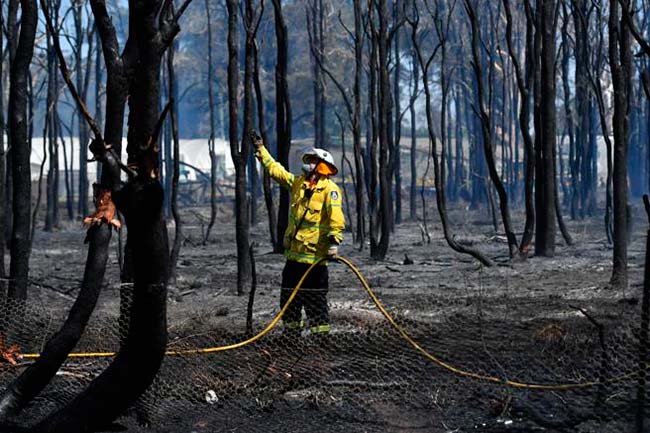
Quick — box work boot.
[308,324,332,352]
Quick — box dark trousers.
[280,260,329,328]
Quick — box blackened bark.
[371,0,391,260]
[25,0,189,429]
[33,179,168,433]
[59,112,74,220]
[367,6,379,251]
[393,0,402,225]
[45,4,60,232]
[352,0,365,248]
[252,41,277,248]
[204,0,217,244]
[0,0,122,423]
[504,0,535,256]
[0,6,5,279]
[534,0,557,257]
[336,113,356,240]
[75,3,91,217]
[0,224,111,422]
[94,30,103,153]
[271,0,292,253]
[408,3,493,266]
[454,86,465,204]
[169,42,182,287]
[465,0,519,259]
[308,0,326,148]
[560,3,578,220]
[227,0,251,294]
[7,0,37,301]
[241,0,258,283]
[581,3,614,243]
[609,0,631,289]
[572,0,594,217]
[553,137,574,245]
[4,0,19,250]
[409,41,418,221]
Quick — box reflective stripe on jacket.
[256,146,345,265]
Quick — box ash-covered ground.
[4,202,650,433]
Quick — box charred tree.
[204,0,217,243]
[168,39,182,287]
[371,0,393,260]
[227,0,253,295]
[74,0,92,218]
[408,39,419,221]
[408,0,493,267]
[580,3,614,243]
[352,0,365,247]
[23,0,192,430]
[0,0,113,421]
[503,0,535,256]
[308,0,327,148]
[393,0,402,225]
[533,0,557,257]
[0,8,5,280]
[572,0,595,217]
[7,0,37,301]
[44,0,61,232]
[253,39,277,247]
[271,0,292,253]
[609,0,632,289]
[465,0,520,259]
[4,0,19,252]
[311,0,365,248]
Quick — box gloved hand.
[327,244,338,258]
[250,130,263,150]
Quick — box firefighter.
[253,134,345,336]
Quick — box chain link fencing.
[0,255,648,433]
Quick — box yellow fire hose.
[20,256,638,390]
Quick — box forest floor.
[4,200,650,433]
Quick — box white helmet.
[302,147,338,175]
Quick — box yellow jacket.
[256,146,345,265]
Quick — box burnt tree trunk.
[572,0,594,217]
[308,0,326,148]
[168,40,182,287]
[561,3,579,220]
[253,40,277,248]
[271,0,292,253]
[370,0,392,260]
[7,0,37,301]
[204,0,217,244]
[466,0,519,259]
[534,0,557,257]
[392,0,402,225]
[27,0,190,429]
[44,1,61,232]
[583,3,614,244]
[0,7,5,280]
[609,0,632,289]
[73,1,88,218]
[227,0,251,295]
[4,0,19,252]
[504,0,535,256]
[409,41,419,221]
[408,3,493,266]
[352,0,365,248]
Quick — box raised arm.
[255,145,295,190]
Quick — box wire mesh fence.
[0,256,648,433]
